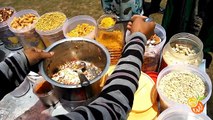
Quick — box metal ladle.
[77,62,90,87]
[116,17,153,24]
[77,62,93,99]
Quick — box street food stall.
[0,6,212,120]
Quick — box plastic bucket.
[126,23,166,72]
[157,65,212,110]
[63,15,96,39]
[161,32,203,70]
[142,23,166,72]
[158,105,211,120]
[7,9,45,49]
[35,12,66,47]
[0,6,22,50]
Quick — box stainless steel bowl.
[40,38,110,103]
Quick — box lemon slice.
[187,97,198,108]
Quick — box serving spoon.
[116,17,153,24]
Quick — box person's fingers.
[40,51,54,59]
[149,21,156,30]
[30,47,42,53]
[127,21,132,26]
[131,15,147,22]
[50,52,54,55]
[131,15,141,21]
[127,21,132,30]
[127,24,131,30]
[36,49,42,53]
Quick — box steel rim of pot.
[39,37,110,88]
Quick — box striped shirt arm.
[51,32,147,120]
[0,51,30,99]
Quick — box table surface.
[0,45,208,120]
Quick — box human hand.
[24,47,54,66]
[127,15,155,39]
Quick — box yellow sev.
[99,17,116,28]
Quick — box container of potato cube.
[62,15,96,39]
[35,12,66,47]
[7,9,45,49]
[0,6,22,50]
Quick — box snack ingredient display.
[66,23,95,37]
[35,12,66,31]
[159,71,206,104]
[52,60,102,85]
[10,13,38,30]
[171,43,196,56]
[99,16,115,28]
[0,8,14,22]
[146,34,161,48]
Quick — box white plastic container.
[96,14,125,65]
[157,65,212,110]
[126,23,166,72]
[0,7,22,50]
[63,15,96,39]
[161,32,203,70]
[35,12,66,47]
[142,23,166,72]
[158,105,211,120]
[7,9,45,49]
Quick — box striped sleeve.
[51,32,147,120]
[0,51,30,99]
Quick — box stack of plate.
[108,49,122,65]
[127,72,158,120]
[101,66,159,119]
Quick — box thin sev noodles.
[159,71,206,104]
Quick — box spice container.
[161,32,203,69]
[35,12,66,47]
[156,65,212,110]
[0,7,22,50]
[63,15,96,39]
[33,79,59,107]
[7,9,45,49]
[96,14,124,65]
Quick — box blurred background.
[0,0,212,118]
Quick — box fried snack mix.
[10,13,37,30]
[67,23,95,37]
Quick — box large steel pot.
[40,38,110,106]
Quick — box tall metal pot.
[40,38,110,107]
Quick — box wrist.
[127,32,147,44]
